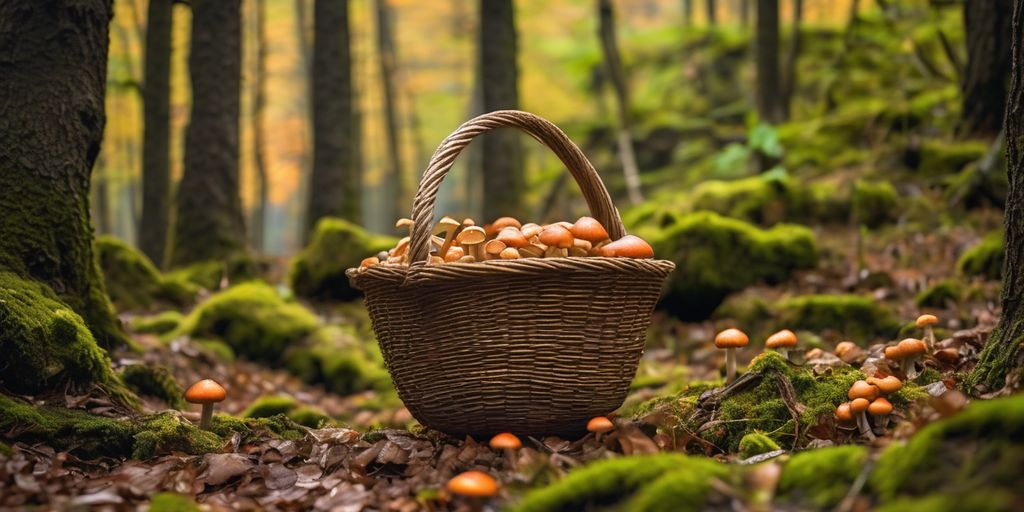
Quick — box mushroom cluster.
[357,216,654,269]
[835,375,901,440]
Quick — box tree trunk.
[755,0,783,124]
[0,0,127,349]
[306,0,357,239]
[376,0,406,223]
[739,0,749,27]
[969,0,1024,392]
[706,0,716,25]
[138,0,172,266]
[168,0,246,267]
[781,0,803,121]
[682,0,693,25]
[960,0,1013,138]
[597,0,645,205]
[251,0,269,253]
[479,0,524,221]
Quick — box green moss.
[776,294,900,342]
[284,325,392,396]
[875,490,1018,512]
[149,492,201,512]
[170,282,319,363]
[738,431,781,459]
[94,235,197,312]
[0,272,130,399]
[653,212,818,320]
[871,393,1024,503]
[851,180,899,227]
[242,395,298,418]
[166,254,261,291]
[512,454,693,512]
[288,406,333,428]
[957,231,1004,280]
[209,413,306,442]
[288,217,397,301]
[779,445,869,509]
[132,412,222,459]
[0,441,12,456]
[193,338,236,363]
[623,457,731,512]
[915,279,965,308]
[0,394,135,459]
[918,139,987,176]
[120,364,187,410]
[130,311,184,335]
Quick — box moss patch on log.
[288,217,396,301]
[94,235,197,312]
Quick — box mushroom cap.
[497,228,530,248]
[850,397,870,413]
[462,218,476,227]
[489,432,522,450]
[766,329,798,349]
[868,397,893,416]
[395,218,414,229]
[897,338,927,356]
[598,235,654,259]
[492,216,522,231]
[915,314,938,328]
[456,226,486,245]
[570,216,610,243]
[848,380,879,401]
[867,375,903,394]
[447,470,498,498]
[484,239,507,256]
[835,341,857,357]
[714,328,749,349]
[499,247,520,259]
[444,246,466,262]
[835,402,854,422]
[359,257,378,269]
[185,379,226,404]
[539,225,575,249]
[586,416,614,434]
[520,223,543,239]
[934,347,960,363]
[884,344,904,360]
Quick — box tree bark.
[251,0,269,252]
[169,0,246,267]
[780,0,803,120]
[478,0,524,221]
[138,0,172,266]
[706,0,716,25]
[376,0,406,223]
[682,0,693,25]
[597,0,645,205]
[0,0,127,349]
[960,0,1013,138]
[739,0,749,28]
[756,0,783,124]
[969,0,1024,392]
[306,0,357,240]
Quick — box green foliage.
[957,231,1004,280]
[779,445,869,509]
[242,395,298,419]
[171,282,319,363]
[284,325,392,396]
[851,180,899,227]
[94,235,197,311]
[149,493,201,512]
[289,217,396,301]
[652,212,818,320]
[915,279,964,308]
[738,431,780,459]
[776,294,901,342]
[918,139,987,176]
[120,364,187,410]
[131,310,184,335]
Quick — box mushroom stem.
[924,326,935,351]
[905,356,920,380]
[725,348,737,384]
[855,411,875,440]
[874,414,890,434]
[200,403,214,430]
[778,347,789,360]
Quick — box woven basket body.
[349,111,674,438]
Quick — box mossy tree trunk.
[375,0,406,224]
[169,0,247,267]
[138,0,173,266]
[969,0,1024,392]
[306,0,358,241]
[960,0,1013,138]
[755,0,783,124]
[478,0,525,221]
[705,0,716,25]
[0,0,128,350]
[780,0,802,121]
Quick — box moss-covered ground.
[94,235,197,312]
[288,217,396,301]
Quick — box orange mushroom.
[447,470,499,499]
[570,216,610,245]
[185,379,226,430]
[835,402,855,426]
[714,328,749,384]
[849,397,874,440]
[765,329,798,359]
[539,225,574,258]
[868,397,893,433]
[597,235,654,259]
[587,416,615,441]
[916,314,938,350]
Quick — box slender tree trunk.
[376,0,406,223]
[169,0,246,267]
[739,0,749,27]
[597,0,645,205]
[960,0,1013,138]
[969,0,1024,392]
[479,0,524,221]
[682,0,693,25]
[251,0,269,252]
[756,0,783,124]
[0,0,128,349]
[306,0,357,239]
[781,0,803,120]
[139,0,172,266]
[706,0,716,25]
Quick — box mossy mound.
[652,211,818,320]
[776,294,901,342]
[166,254,261,291]
[918,139,987,176]
[94,235,197,312]
[288,217,397,301]
[132,411,223,459]
[130,310,184,335]
[284,325,392,396]
[120,364,187,410]
[738,431,781,459]
[0,272,127,397]
[779,445,868,509]
[242,394,298,418]
[170,282,319,363]
[915,279,964,308]
[851,180,899,227]
[957,231,1004,280]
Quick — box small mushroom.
[185,379,226,430]
[866,375,902,395]
[447,470,498,509]
[444,246,466,262]
[765,329,797,359]
[489,432,522,469]
[390,237,411,263]
[520,223,543,239]
[539,225,574,258]
[497,228,529,249]
[484,239,507,260]
[934,347,959,364]
[714,328,749,384]
[916,314,938,350]
[359,257,378,270]
[587,415,615,442]
[847,380,879,439]
[868,397,893,433]
[894,338,927,380]
[434,216,462,259]
[456,226,487,261]
[499,247,520,259]
[597,235,654,258]
[849,398,874,440]
[395,218,414,237]
[834,341,863,363]
[491,216,522,232]
[835,402,856,428]
[457,255,477,263]
[570,216,610,245]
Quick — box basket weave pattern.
[349,111,675,438]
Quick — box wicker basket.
[347,110,675,438]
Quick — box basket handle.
[409,110,626,264]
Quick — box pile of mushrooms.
[835,375,901,440]
[358,216,654,269]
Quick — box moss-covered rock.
[289,218,397,301]
[776,294,901,342]
[918,139,987,176]
[653,211,818,320]
[851,180,899,227]
[94,235,197,312]
[738,431,781,459]
[132,412,223,459]
[170,282,319,363]
[915,279,964,308]
[131,310,184,335]
[149,492,201,512]
[779,445,869,509]
[166,254,262,291]
[284,325,391,396]
[287,406,333,428]
[120,364,187,410]
[623,457,732,512]
[0,394,135,459]
[242,395,298,419]
[957,231,1004,280]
